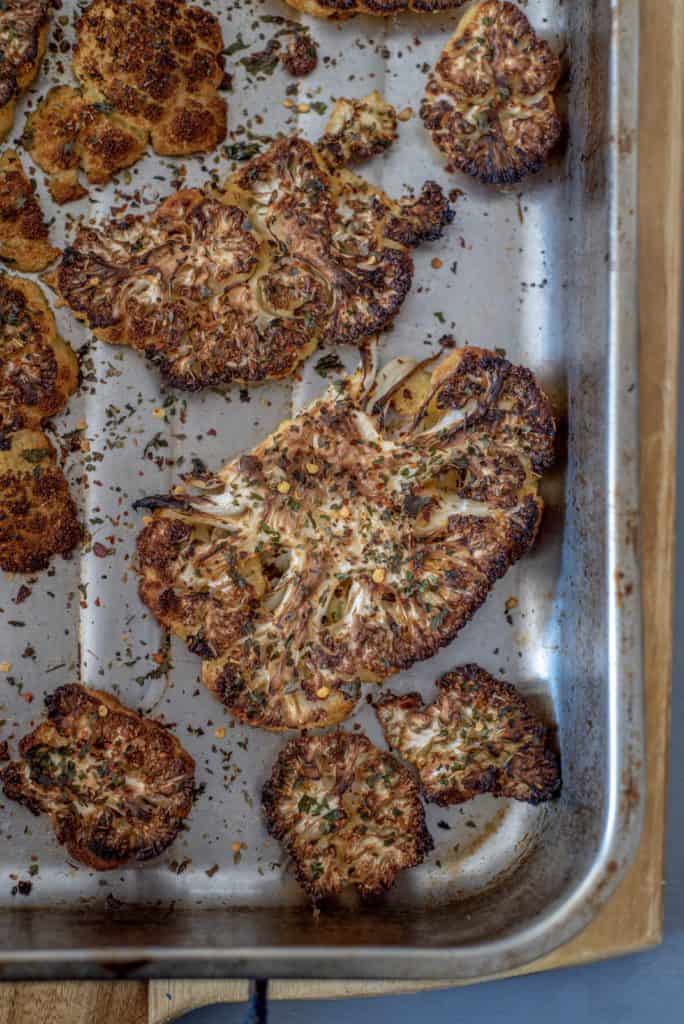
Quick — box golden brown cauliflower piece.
[3,684,196,870]
[421,1,562,184]
[52,100,451,389]
[317,91,397,166]
[0,429,81,573]
[0,274,78,435]
[262,731,432,901]
[375,665,561,806]
[24,85,148,205]
[134,345,554,731]
[283,0,460,19]
[25,0,227,202]
[0,150,58,271]
[0,0,50,143]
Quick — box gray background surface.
[176,292,684,1022]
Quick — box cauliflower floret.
[52,102,452,390]
[0,429,81,573]
[0,274,78,434]
[262,730,432,900]
[3,684,195,869]
[135,345,554,731]
[376,664,561,806]
[25,0,227,201]
[421,1,562,184]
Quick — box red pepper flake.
[93,542,113,557]
[22,693,34,704]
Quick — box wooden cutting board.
[0,2,681,1020]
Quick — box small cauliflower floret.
[0,429,81,573]
[318,92,397,167]
[262,731,432,900]
[0,274,79,434]
[0,0,50,143]
[2,685,195,869]
[52,100,452,390]
[26,0,227,201]
[376,665,561,806]
[134,344,554,731]
[283,0,460,20]
[281,31,318,77]
[421,1,562,184]
[0,151,58,271]
[24,86,148,205]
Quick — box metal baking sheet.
[0,0,643,980]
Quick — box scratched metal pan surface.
[0,0,643,981]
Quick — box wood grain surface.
[0,1,681,1020]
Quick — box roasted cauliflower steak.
[135,345,554,732]
[0,429,81,573]
[3,684,196,869]
[0,0,50,143]
[25,0,227,202]
[0,150,58,271]
[421,1,562,184]
[52,94,452,389]
[375,664,561,806]
[262,730,432,900]
[0,273,78,435]
[283,0,460,19]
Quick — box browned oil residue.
[448,806,510,868]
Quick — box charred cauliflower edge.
[262,730,433,901]
[50,93,452,390]
[284,0,461,20]
[25,0,227,202]
[421,0,562,185]
[0,151,58,273]
[134,344,554,732]
[375,664,561,806]
[2,684,196,870]
[0,0,50,143]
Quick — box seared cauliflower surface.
[283,0,460,19]
[421,1,561,184]
[3,684,195,869]
[135,345,554,732]
[0,429,81,573]
[0,0,49,142]
[25,0,227,201]
[376,664,561,806]
[262,730,432,900]
[0,274,78,435]
[53,95,451,389]
[0,151,58,272]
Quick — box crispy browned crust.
[0,429,81,573]
[2,684,195,869]
[0,150,58,271]
[0,274,79,434]
[376,665,561,806]
[25,0,226,200]
[53,102,452,389]
[262,731,432,900]
[0,1,50,143]
[283,0,460,19]
[134,345,554,731]
[421,1,562,184]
